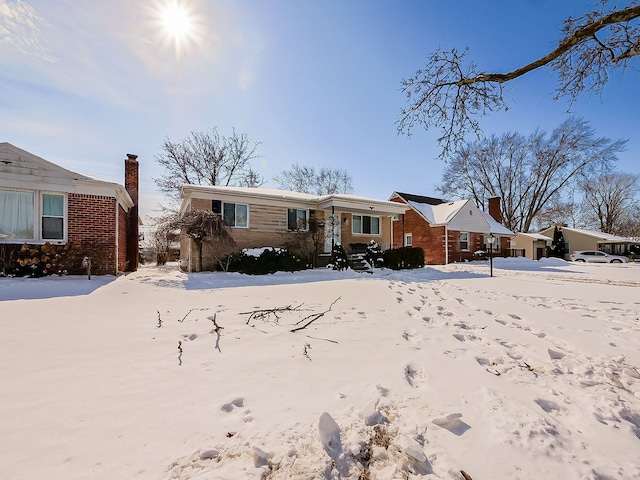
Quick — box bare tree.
[533,191,586,231]
[579,172,639,234]
[154,127,264,199]
[275,163,354,195]
[163,210,236,272]
[438,118,625,232]
[399,1,640,156]
[616,217,640,238]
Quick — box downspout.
[115,204,119,274]
[445,225,449,264]
[389,215,393,250]
[331,206,335,253]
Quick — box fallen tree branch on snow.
[242,304,305,325]
[290,297,341,333]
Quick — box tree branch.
[290,297,341,333]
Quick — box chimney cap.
[126,153,138,160]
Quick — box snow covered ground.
[1,258,639,480]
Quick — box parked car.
[570,250,629,263]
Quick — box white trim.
[0,187,68,244]
[445,225,449,264]
[223,201,249,228]
[352,214,381,236]
[181,184,408,216]
[459,231,469,251]
[40,191,67,243]
[287,208,310,232]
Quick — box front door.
[324,214,341,253]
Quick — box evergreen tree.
[548,226,566,258]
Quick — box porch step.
[348,254,372,273]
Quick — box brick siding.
[67,193,118,275]
[117,204,128,272]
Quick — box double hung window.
[352,215,380,235]
[460,232,469,251]
[287,208,308,231]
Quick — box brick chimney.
[488,196,502,223]
[125,153,139,272]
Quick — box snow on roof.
[517,232,552,241]
[182,184,319,202]
[407,199,470,224]
[482,211,514,236]
[559,226,634,242]
[407,200,436,224]
[408,196,513,235]
[434,200,469,224]
[181,185,408,213]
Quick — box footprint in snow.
[405,364,426,387]
[535,398,564,413]
[220,397,244,412]
[431,413,471,436]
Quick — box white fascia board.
[318,197,408,216]
[187,188,315,210]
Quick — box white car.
[570,250,629,263]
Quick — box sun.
[152,0,205,60]
[160,1,193,41]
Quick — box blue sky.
[1,0,638,220]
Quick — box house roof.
[539,225,634,243]
[516,232,553,241]
[398,191,514,236]
[181,185,409,216]
[391,192,445,206]
[0,142,134,211]
[482,211,515,236]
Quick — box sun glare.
[152,0,205,60]
[161,2,192,40]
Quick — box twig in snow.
[303,343,312,361]
[179,308,197,323]
[210,313,223,353]
[460,471,474,480]
[156,310,162,328]
[520,361,536,373]
[210,313,223,333]
[290,297,340,333]
[178,341,183,366]
[242,304,305,324]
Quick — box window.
[460,232,469,251]
[212,200,248,227]
[0,189,34,240]
[223,202,248,228]
[405,233,413,247]
[287,208,308,231]
[42,194,64,240]
[0,190,67,242]
[352,215,380,235]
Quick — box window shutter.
[287,208,297,230]
[363,215,371,234]
[309,209,317,233]
[212,200,222,214]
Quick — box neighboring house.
[389,193,514,264]
[512,232,553,260]
[0,142,139,275]
[179,185,408,271]
[538,225,637,259]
